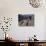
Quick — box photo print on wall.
[18,14,34,26]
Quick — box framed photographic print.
[18,14,34,26]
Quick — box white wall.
[0,0,46,40]
[44,13,46,40]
